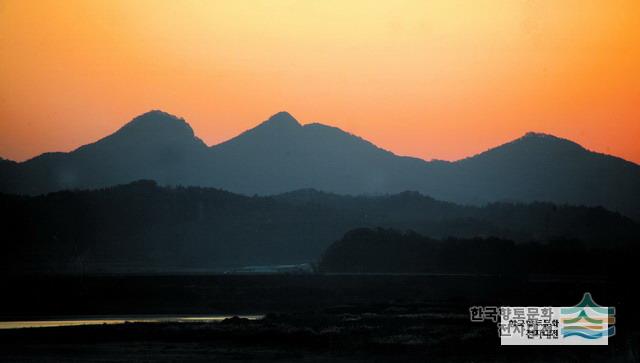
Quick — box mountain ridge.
[1,110,638,220]
[2,180,637,273]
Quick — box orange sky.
[1,0,639,163]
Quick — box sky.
[1,0,639,163]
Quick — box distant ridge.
[1,110,639,220]
[2,181,637,273]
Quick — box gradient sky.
[1,0,639,163]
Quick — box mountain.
[0,111,208,194]
[318,228,640,275]
[2,181,637,274]
[1,111,639,219]
[206,111,428,195]
[433,132,640,217]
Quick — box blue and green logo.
[560,293,615,340]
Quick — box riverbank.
[1,304,637,362]
[2,274,636,362]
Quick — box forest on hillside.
[319,228,639,276]
[2,180,638,274]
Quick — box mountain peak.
[73,110,207,154]
[520,131,572,142]
[516,131,583,149]
[261,111,301,129]
[124,110,185,127]
[116,110,195,138]
[522,131,555,139]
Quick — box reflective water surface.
[0,315,264,329]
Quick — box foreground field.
[1,274,637,362]
[1,305,637,362]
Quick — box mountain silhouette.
[2,181,637,273]
[433,132,640,219]
[1,111,208,194]
[207,111,428,195]
[1,111,639,219]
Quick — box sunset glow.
[1,0,639,163]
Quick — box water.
[0,314,263,330]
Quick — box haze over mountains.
[1,110,639,220]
